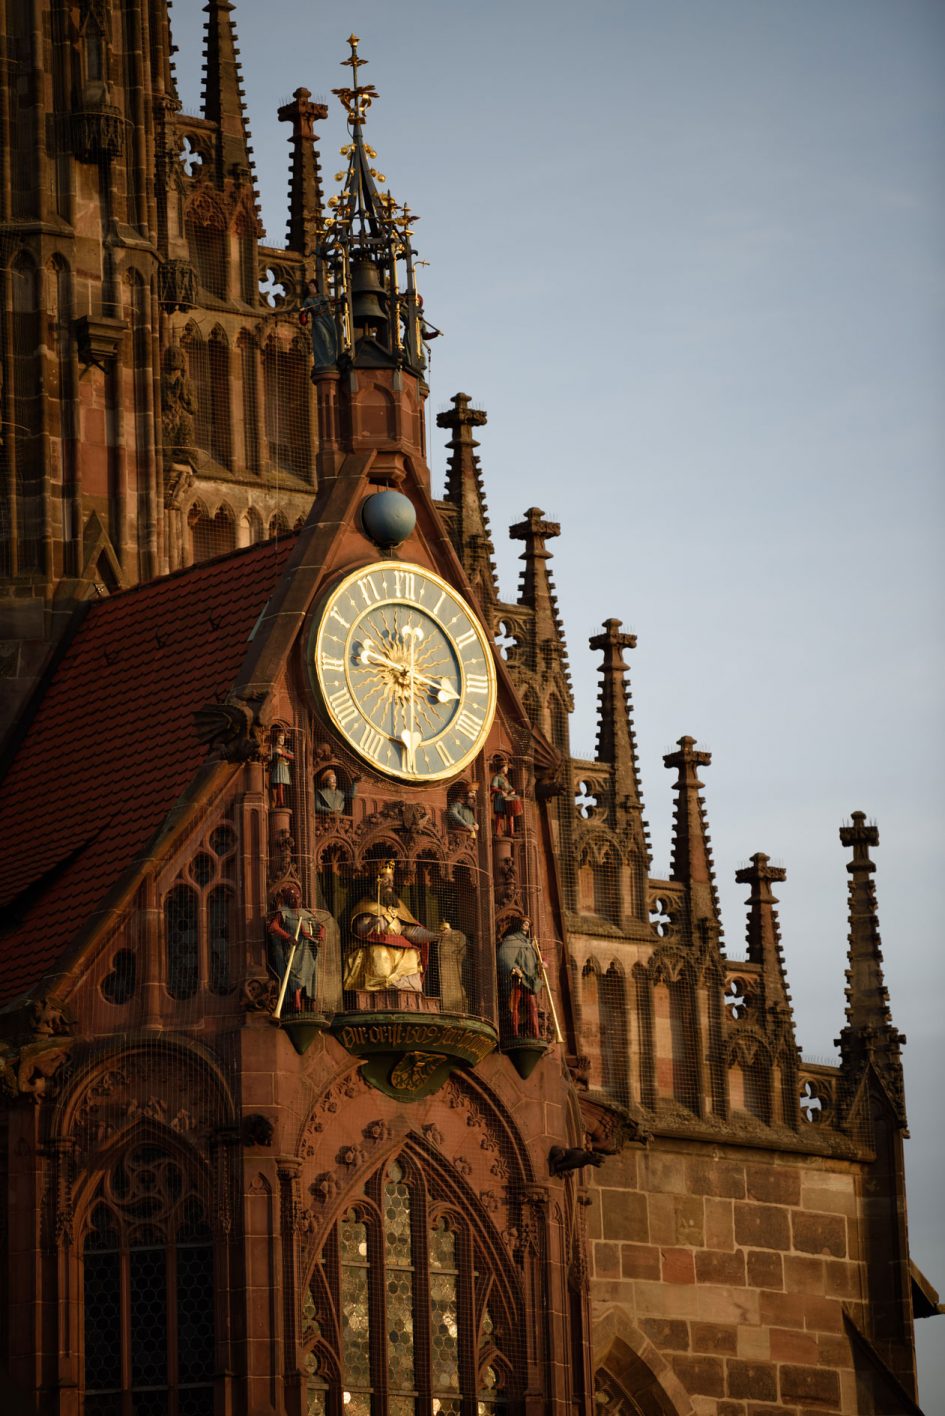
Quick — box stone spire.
[663,737,721,935]
[201,0,255,182]
[836,812,906,1126]
[735,853,791,1017]
[509,508,572,699]
[589,619,649,861]
[278,87,329,283]
[437,394,498,612]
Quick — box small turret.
[437,394,498,612]
[735,853,792,1021]
[278,87,329,283]
[836,812,906,1127]
[588,619,649,862]
[201,0,256,184]
[315,35,433,376]
[663,737,721,938]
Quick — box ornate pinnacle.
[589,620,648,856]
[735,853,791,1015]
[663,736,721,931]
[438,394,497,608]
[278,87,329,268]
[508,507,572,699]
[836,811,906,1128]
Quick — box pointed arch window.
[81,1144,214,1414]
[306,1155,517,1416]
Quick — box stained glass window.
[307,1154,516,1416]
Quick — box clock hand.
[359,638,459,703]
[401,624,422,772]
[358,639,406,675]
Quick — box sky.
[171,0,945,1401]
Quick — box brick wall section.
[589,1140,866,1414]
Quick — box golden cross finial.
[333,35,378,124]
[342,34,366,78]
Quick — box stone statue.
[496,916,542,1038]
[161,346,196,467]
[314,767,346,815]
[301,279,340,369]
[267,883,328,1013]
[269,729,293,808]
[447,785,478,836]
[344,860,448,994]
[490,753,523,838]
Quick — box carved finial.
[663,737,721,932]
[201,0,255,183]
[588,620,649,859]
[836,814,904,1125]
[278,87,329,275]
[735,853,792,1017]
[438,394,497,608]
[508,509,571,700]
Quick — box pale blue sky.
[172,1,945,1399]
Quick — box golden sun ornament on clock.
[311,562,497,781]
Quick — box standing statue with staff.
[496,916,561,1041]
[268,883,328,1016]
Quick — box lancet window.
[163,824,237,999]
[81,1143,214,1415]
[305,1155,516,1416]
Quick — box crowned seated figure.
[344,860,449,994]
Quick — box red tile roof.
[0,536,297,1007]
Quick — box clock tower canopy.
[308,37,438,485]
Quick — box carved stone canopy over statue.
[344,860,448,994]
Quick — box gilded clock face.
[311,562,497,781]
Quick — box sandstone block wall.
[589,1140,868,1415]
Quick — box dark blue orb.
[361,489,417,548]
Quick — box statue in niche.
[490,752,523,837]
[160,346,196,467]
[447,784,478,837]
[300,279,340,369]
[497,916,543,1038]
[344,860,450,994]
[269,728,294,808]
[314,767,346,815]
[267,883,330,1013]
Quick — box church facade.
[0,5,937,1414]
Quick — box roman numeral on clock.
[466,674,489,696]
[356,576,380,606]
[454,710,482,741]
[455,628,477,650]
[360,724,385,760]
[434,741,454,767]
[320,654,345,674]
[327,686,359,727]
[393,570,417,601]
